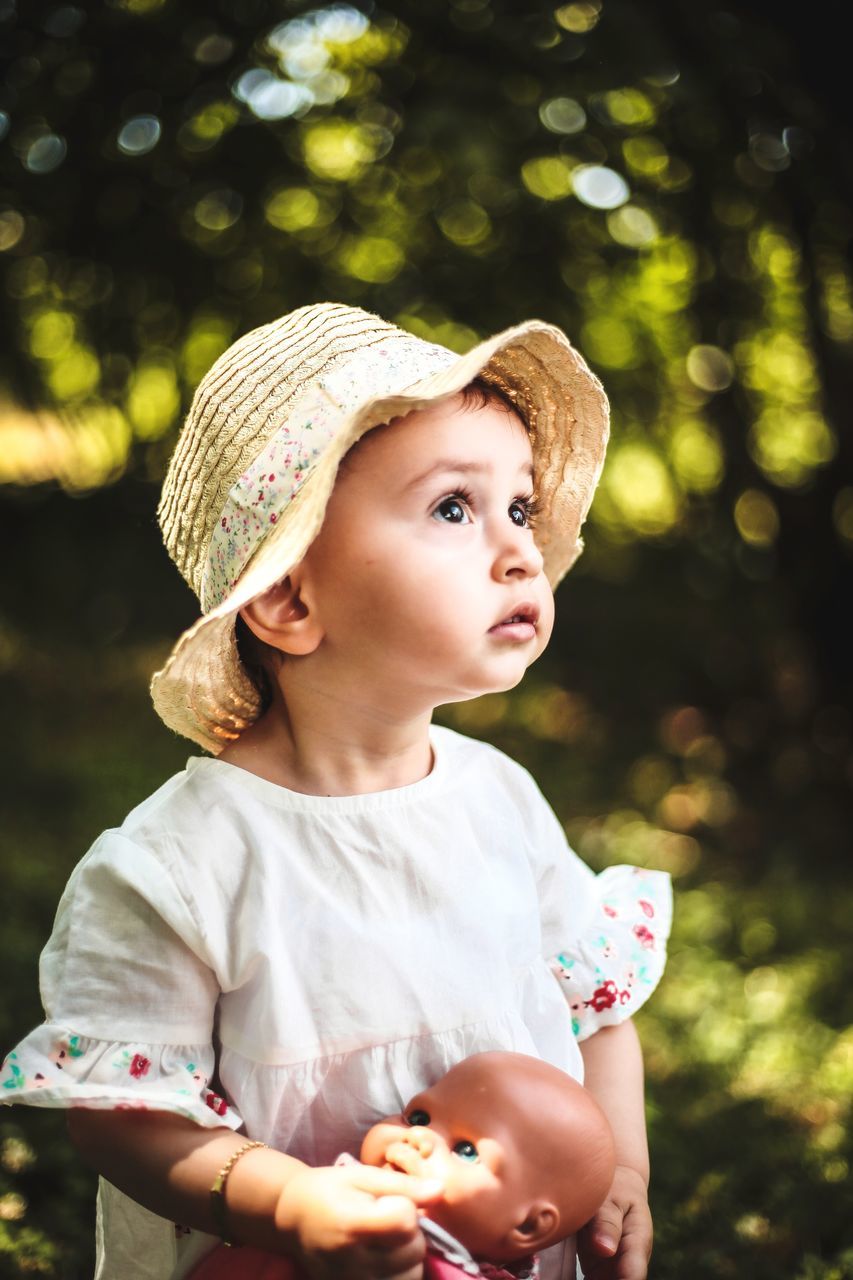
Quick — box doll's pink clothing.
[189,1246,294,1280]
[186,1247,534,1280]
[1,726,671,1280]
[187,1219,538,1280]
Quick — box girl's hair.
[235,377,524,714]
[235,613,277,712]
[459,376,520,419]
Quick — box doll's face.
[361,1061,548,1259]
[361,1052,617,1263]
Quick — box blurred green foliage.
[1,0,852,1277]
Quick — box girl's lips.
[489,602,539,639]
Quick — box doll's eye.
[452,1140,479,1162]
[406,1109,431,1127]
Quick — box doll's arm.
[68,1108,441,1279]
[576,1021,652,1280]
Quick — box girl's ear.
[506,1202,560,1253]
[239,575,324,657]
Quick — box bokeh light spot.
[233,69,313,121]
[520,156,573,201]
[538,96,586,135]
[686,344,734,392]
[593,88,656,129]
[46,344,100,400]
[265,187,322,232]
[180,102,239,151]
[437,199,491,247]
[336,235,404,283]
[0,209,25,252]
[734,489,780,547]
[117,114,161,156]
[194,189,243,232]
[606,204,658,248]
[181,314,235,386]
[749,409,836,488]
[623,135,668,179]
[29,309,75,359]
[192,32,235,66]
[126,357,180,440]
[749,132,790,173]
[24,133,67,174]
[554,2,601,34]
[580,316,639,369]
[573,165,629,209]
[669,419,724,493]
[601,441,680,534]
[302,119,383,181]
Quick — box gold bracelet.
[210,1139,267,1246]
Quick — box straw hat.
[151,302,609,753]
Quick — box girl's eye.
[407,1109,431,1127]
[452,1140,479,1162]
[509,496,539,528]
[433,497,470,524]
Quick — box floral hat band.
[201,337,456,612]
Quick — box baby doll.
[190,1052,616,1280]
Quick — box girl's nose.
[492,527,545,581]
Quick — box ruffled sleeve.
[547,864,672,1041]
[506,759,672,1041]
[1,828,242,1130]
[1,1026,240,1128]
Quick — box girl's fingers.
[357,1193,420,1234]
[350,1166,444,1204]
[579,1202,623,1259]
[578,1199,653,1280]
[611,1206,653,1280]
[364,1227,427,1276]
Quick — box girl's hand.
[275,1163,443,1279]
[576,1165,653,1280]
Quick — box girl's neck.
[218,672,435,797]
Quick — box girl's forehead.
[348,395,532,476]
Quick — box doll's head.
[151,303,609,752]
[360,1051,617,1263]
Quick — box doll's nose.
[404,1126,436,1156]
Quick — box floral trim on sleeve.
[549,865,672,1041]
[0,1024,242,1129]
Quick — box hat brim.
[151,319,609,753]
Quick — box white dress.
[1,726,671,1280]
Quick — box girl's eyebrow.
[405,459,535,489]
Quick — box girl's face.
[297,394,555,714]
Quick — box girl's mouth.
[489,602,539,639]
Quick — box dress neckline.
[185,725,455,814]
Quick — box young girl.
[1,303,671,1280]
